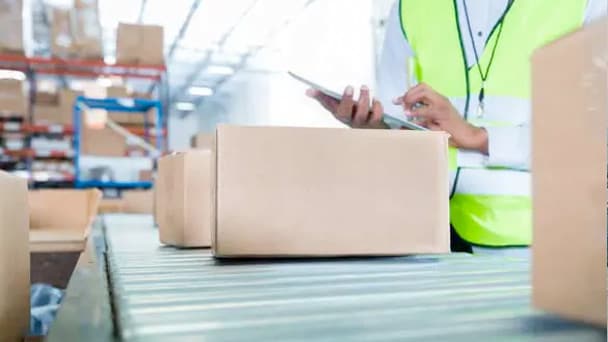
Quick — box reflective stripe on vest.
[400,0,586,246]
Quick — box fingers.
[306,88,339,114]
[336,86,355,123]
[403,85,432,111]
[352,85,371,127]
[369,98,384,126]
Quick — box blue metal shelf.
[74,180,152,189]
[73,96,163,189]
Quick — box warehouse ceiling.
[36,0,394,116]
[98,0,317,115]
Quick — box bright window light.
[104,56,116,65]
[188,86,214,97]
[175,102,195,111]
[70,80,85,91]
[206,65,235,75]
[0,70,26,81]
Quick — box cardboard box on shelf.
[213,125,451,257]
[33,104,60,124]
[106,85,129,98]
[0,0,25,55]
[35,91,59,106]
[0,171,30,342]
[33,89,82,125]
[82,126,127,157]
[131,91,152,99]
[50,8,74,58]
[123,190,154,214]
[50,3,103,60]
[191,132,214,150]
[157,150,214,248]
[116,23,164,65]
[0,79,27,116]
[139,169,153,181]
[108,112,133,124]
[29,189,102,253]
[531,19,607,327]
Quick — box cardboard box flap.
[29,189,102,234]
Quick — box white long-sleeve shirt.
[377,0,607,169]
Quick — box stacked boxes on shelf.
[49,0,103,60]
[0,0,166,189]
[0,79,29,178]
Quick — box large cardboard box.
[0,171,30,342]
[0,0,24,55]
[29,189,102,252]
[116,23,164,65]
[157,151,214,247]
[531,19,607,327]
[213,125,450,257]
[191,132,214,150]
[0,79,27,116]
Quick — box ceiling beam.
[137,0,148,23]
[146,0,202,95]
[169,0,262,105]
[167,0,203,62]
[192,0,318,111]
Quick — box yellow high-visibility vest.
[399,0,586,246]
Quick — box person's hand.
[306,85,388,129]
[394,83,488,154]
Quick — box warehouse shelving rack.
[73,96,163,190]
[0,54,168,188]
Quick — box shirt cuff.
[484,126,529,170]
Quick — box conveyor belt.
[102,215,605,341]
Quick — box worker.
[307,0,607,254]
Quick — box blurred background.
[0,0,396,188]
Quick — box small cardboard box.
[29,189,102,253]
[531,18,607,327]
[0,171,30,342]
[157,151,214,247]
[191,132,214,150]
[116,23,164,65]
[213,125,451,257]
[0,79,27,116]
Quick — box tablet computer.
[289,71,427,131]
